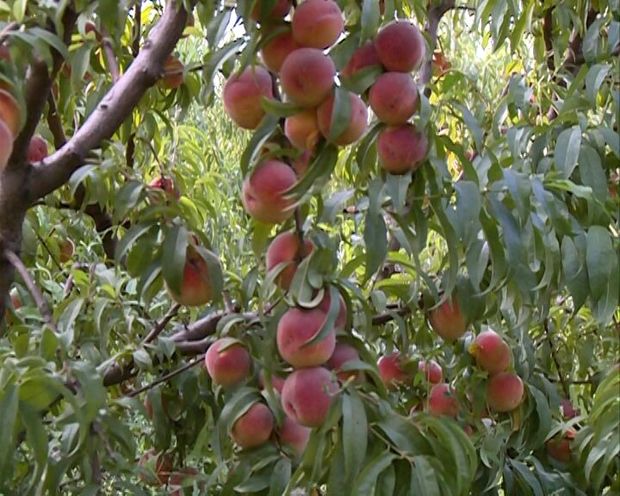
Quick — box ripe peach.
[281,367,338,427]
[277,414,312,456]
[317,291,347,331]
[258,370,286,394]
[231,402,274,449]
[560,398,579,419]
[427,383,459,417]
[377,352,410,388]
[167,246,214,306]
[469,330,511,375]
[316,91,368,146]
[369,72,418,125]
[251,0,291,23]
[223,66,274,129]
[418,359,443,384]
[0,119,13,171]
[546,428,575,463]
[375,20,425,73]
[159,55,184,89]
[341,41,382,79]
[0,89,21,137]
[486,372,524,412]
[266,231,314,289]
[204,337,252,387]
[261,28,300,73]
[291,0,344,49]
[277,306,336,367]
[138,450,173,486]
[284,110,320,150]
[59,239,75,264]
[326,342,360,381]
[280,48,335,107]
[26,135,48,162]
[377,124,428,174]
[428,295,468,342]
[241,160,297,224]
[149,175,180,199]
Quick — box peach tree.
[0,0,618,494]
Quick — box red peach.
[241,160,297,224]
[341,41,383,79]
[166,246,215,306]
[418,359,443,384]
[251,0,291,23]
[160,55,184,89]
[223,66,274,129]
[204,337,252,387]
[326,342,361,382]
[277,414,312,457]
[261,28,300,73]
[486,372,524,412]
[0,119,12,170]
[428,295,468,342]
[375,20,425,72]
[369,72,418,125]
[316,91,368,146]
[377,124,428,174]
[377,352,410,388]
[546,428,575,463]
[0,89,21,138]
[149,175,180,199]
[284,110,320,150]
[231,402,274,449]
[469,330,511,375]
[317,290,347,331]
[291,0,344,49]
[26,135,48,162]
[266,231,314,290]
[280,48,336,107]
[427,383,459,417]
[281,367,338,427]
[276,306,336,367]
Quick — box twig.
[126,355,205,397]
[3,249,56,331]
[419,0,455,92]
[294,208,306,262]
[542,7,555,72]
[371,306,413,325]
[46,93,68,148]
[100,28,121,83]
[543,319,570,397]
[132,2,142,58]
[0,22,18,45]
[142,304,181,343]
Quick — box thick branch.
[28,1,191,201]
[420,0,455,92]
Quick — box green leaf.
[585,64,611,103]
[342,390,368,482]
[586,226,619,324]
[0,383,19,479]
[327,87,352,143]
[161,225,189,296]
[260,98,303,118]
[555,126,582,178]
[361,0,381,42]
[115,222,155,263]
[410,456,442,496]
[240,113,280,176]
[351,451,397,494]
[268,458,291,496]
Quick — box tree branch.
[100,28,121,83]
[142,304,180,343]
[542,7,555,71]
[28,1,191,201]
[419,0,455,93]
[543,319,570,397]
[126,355,205,397]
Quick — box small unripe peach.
[149,175,180,199]
[204,338,252,387]
[223,66,274,129]
[281,367,338,427]
[231,402,274,449]
[59,239,75,264]
[428,383,459,417]
[284,110,320,150]
[160,55,184,89]
[251,0,291,23]
[418,359,443,384]
[277,306,336,367]
[291,0,344,49]
[378,352,409,388]
[261,28,300,73]
[316,91,368,146]
[277,414,312,456]
[280,48,335,107]
[326,343,361,382]
[377,124,428,174]
[429,295,468,342]
[266,231,314,290]
[26,135,48,162]
[486,372,524,412]
[369,72,418,125]
[0,89,21,138]
[469,330,511,375]
[341,41,382,80]
[241,160,297,224]
[375,20,425,73]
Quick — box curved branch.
[419,0,455,92]
[28,1,191,201]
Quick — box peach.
[0,119,13,170]
[59,239,75,264]
[291,0,344,49]
[284,110,320,150]
[375,20,425,72]
[149,175,180,199]
[138,450,173,486]
[280,48,335,107]
[169,467,202,496]
[292,149,313,176]
[266,231,314,289]
[258,370,286,394]
[0,89,21,138]
[341,41,382,79]
[546,428,575,463]
[281,367,338,427]
[427,383,459,417]
[26,135,48,162]
[469,330,511,375]
[486,372,524,412]
[159,55,184,89]
[166,246,214,306]
[241,160,297,224]
[377,124,428,174]
[418,359,443,384]
[369,72,418,125]
[317,290,347,331]
[204,337,252,387]
[231,402,274,449]
[0,45,10,61]
[428,295,468,342]
[560,398,579,419]
[277,306,336,367]
[261,28,300,73]
[316,91,368,146]
[251,0,291,23]
[223,65,274,129]
[326,342,360,381]
[277,414,312,457]
[377,352,410,388]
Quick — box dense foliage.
[0,0,618,494]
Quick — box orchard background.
[0,0,618,494]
